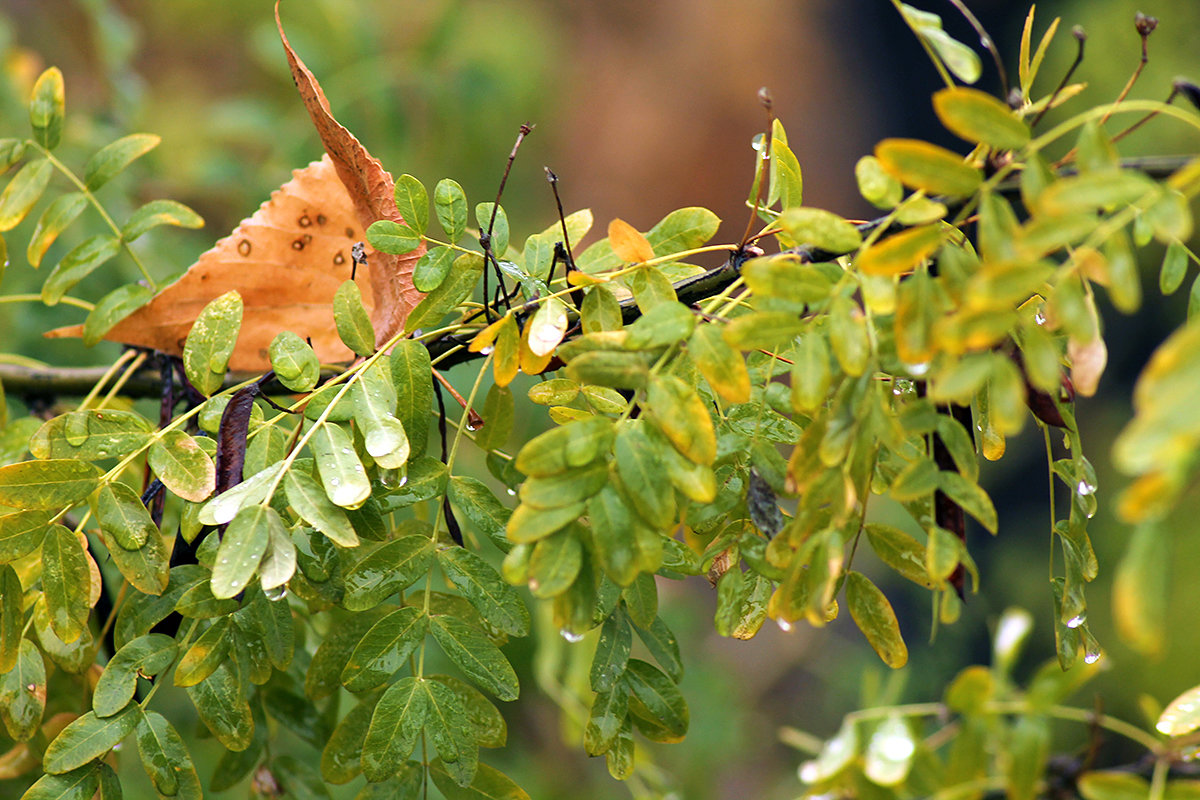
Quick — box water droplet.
[905,361,930,377]
[776,618,794,633]
[341,448,352,455]
[798,761,819,784]
[506,488,516,496]
[876,731,915,761]
[480,346,494,356]
[1034,310,1046,325]
[1083,649,1102,664]
[1076,480,1096,496]
[329,477,340,486]
[229,580,241,589]
[560,629,585,643]
[265,585,288,601]
[220,558,229,565]
[1065,613,1086,629]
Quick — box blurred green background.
[2,1,1199,797]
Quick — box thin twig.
[1032,26,1086,128]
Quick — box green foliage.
[1,3,1200,799]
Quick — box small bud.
[1007,87,1023,109]
[1135,12,1158,37]
[1072,25,1087,42]
[1174,78,1200,112]
[757,86,773,111]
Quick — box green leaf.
[613,425,674,529]
[741,254,836,305]
[875,138,982,197]
[0,639,45,740]
[515,417,614,477]
[26,191,87,268]
[342,534,435,612]
[1006,715,1050,800]
[1160,240,1190,295]
[0,138,25,172]
[42,234,121,305]
[526,296,569,356]
[96,481,157,550]
[107,520,170,595]
[311,422,371,508]
[633,616,683,682]
[361,677,428,782]
[865,523,934,588]
[185,660,254,751]
[933,87,1030,150]
[0,566,21,672]
[435,178,468,243]
[413,245,456,292]
[721,310,806,350]
[136,710,201,799]
[1036,170,1158,216]
[173,617,232,687]
[591,610,632,692]
[623,301,695,351]
[365,219,422,255]
[791,332,832,414]
[646,207,720,256]
[938,472,999,533]
[0,158,52,231]
[446,476,510,547]
[84,133,159,191]
[624,659,688,739]
[587,486,640,586]
[82,283,154,346]
[564,350,650,389]
[30,409,153,461]
[528,531,582,598]
[422,680,473,775]
[342,607,427,692]
[476,202,509,257]
[321,698,375,784]
[29,67,65,149]
[622,573,658,629]
[0,509,52,563]
[1076,771,1155,800]
[581,285,622,333]
[645,375,716,465]
[845,571,908,668]
[689,324,750,404]
[210,505,275,599]
[148,430,216,502]
[41,525,90,643]
[430,761,531,800]
[585,685,629,756]
[391,340,433,459]
[285,469,359,547]
[778,207,863,253]
[474,383,513,452]
[333,279,376,356]
[353,362,409,468]
[395,173,429,234]
[92,634,176,717]
[120,198,203,242]
[182,290,243,396]
[439,547,529,636]
[505,502,586,545]
[855,155,903,209]
[21,766,100,800]
[43,707,139,774]
[269,331,320,392]
[518,463,608,510]
[405,252,484,334]
[430,615,519,700]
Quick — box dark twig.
[481,123,534,320]
[946,0,1008,100]
[1032,26,1086,128]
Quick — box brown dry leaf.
[276,0,424,345]
[1068,334,1107,397]
[48,3,424,371]
[49,157,376,371]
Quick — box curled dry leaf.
[1068,335,1107,397]
[47,2,425,372]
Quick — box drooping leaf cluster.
[1,3,1200,799]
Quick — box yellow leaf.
[608,218,655,263]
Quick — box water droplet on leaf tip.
[798,761,819,784]
[480,346,494,356]
[1083,650,1102,664]
[777,618,793,633]
[1076,480,1096,496]
[1034,311,1046,325]
[560,629,585,643]
[1065,613,1086,629]
[506,488,516,496]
